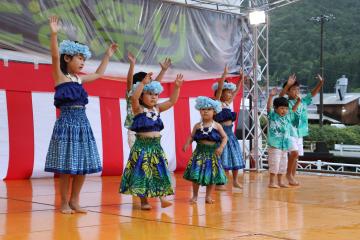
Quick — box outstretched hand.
[49,16,59,34]
[316,74,324,83]
[287,74,296,86]
[223,65,229,76]
[160,58,171,71]
[269,87,278,96]
[174,74,184,87]
[142,72,153,85]
[106,43,118,57]
[128,52,136,65]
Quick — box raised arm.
[311,74,325,97]
[155,57,171,82]
[230,68,246,101]
[49,16,65,84]
[279,74,296,97]
[215,65,228,100]
[126,52,136,92]
[267,87,278,113]
[131,72,152,115]
[158,74,184,112]
[182,124,198,152]
[81,43,118,83]
[292,94,302,112]
[215,123,228,157]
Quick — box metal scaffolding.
[167,0,300,170]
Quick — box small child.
[124,53,171,148]
[183,96,228,204]
[120,72,183,210]
[267,88,300,188]
[279,74,324,185]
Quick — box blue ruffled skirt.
[220,125,245,170]
[44,107,102,175]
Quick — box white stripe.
[119,98,130,171]
[189,97,201,150]
[0,90,9,180]
[159,98,176,172]
[31,92,56,178]
[86,97,103,176]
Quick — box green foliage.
[269,0,360,92]
[305,124,360,149]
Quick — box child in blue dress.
[44,16,118,214]
[183,96,228,204]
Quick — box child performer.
[120,73,184,210]
[45,16,118,214]
[124,53,171,148]
[212,66,245,189]
[267,88,300,188]
[279,74,324,185]
[183,96,228,204]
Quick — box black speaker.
[235,109,253,140]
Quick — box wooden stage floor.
[1,172,360,240]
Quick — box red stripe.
[99,98,123,175]
[174,97,193,172]
[5,91,34,179]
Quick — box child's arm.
[49,16,66,84]
[126,52,136,92]
[183,124,198,152]
[292,94,302,112]
[279,74,296,97]
[311,74,325,97]
[155,58,171,82]
[215,123,228,157]
[214,65,228,100]
[267,87,277,113]
[158,74,184,112]
[131,72,152,115]
[81,43,118,83]
[230,68,245,101]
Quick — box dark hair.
[133,71,147,85]
[282,79,300,89]
[214,79,229,96]
[273,97,289,109]
[60,54,73,75]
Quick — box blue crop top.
[54,82,88,108]
[214,108,237,123]
[130,112,164,132]
[193,128,222,143]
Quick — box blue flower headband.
[59,40,92,59]
[212,82,236,92]
[132,81,164,95]
[195,96,222,113]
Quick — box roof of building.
[312,93,360,105]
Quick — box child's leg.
[190,183,200,203]
[159,196,172,208]
[216,170,228,190]
[278,150,289,188]
[268,148,280,188]
[205,185,215,204]
[59,174,74,214]
[287,151,299,185]
[140,197,151,210]
[232,170,242,188]
[69,175,87,213]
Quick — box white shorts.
[289,137,304,156]
[268,147,288,174]
[127,130,136,149]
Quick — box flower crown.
[132,81,164,95]
[59,40,92,59]
[195,96,222,113]
[212,82,236,92]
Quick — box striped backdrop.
[0,60,242,180]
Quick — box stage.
[1,172,360,239]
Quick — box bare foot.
[279,183,289,188]
[233,181,243,189]
[268,184,280,189]
[189,197,198,204]
[215,185,227,191]
[69,202,88,214]
[287,175,299,186]
[60,203,74,214]
[160,199,172,208]
[140,203,152,210]
[205,197,215,204]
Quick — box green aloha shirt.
[288,93,313,138]
[267,110,293,151]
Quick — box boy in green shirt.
[267,88,300,188]
[280,74,324,186]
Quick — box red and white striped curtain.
[0,60,242,180]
